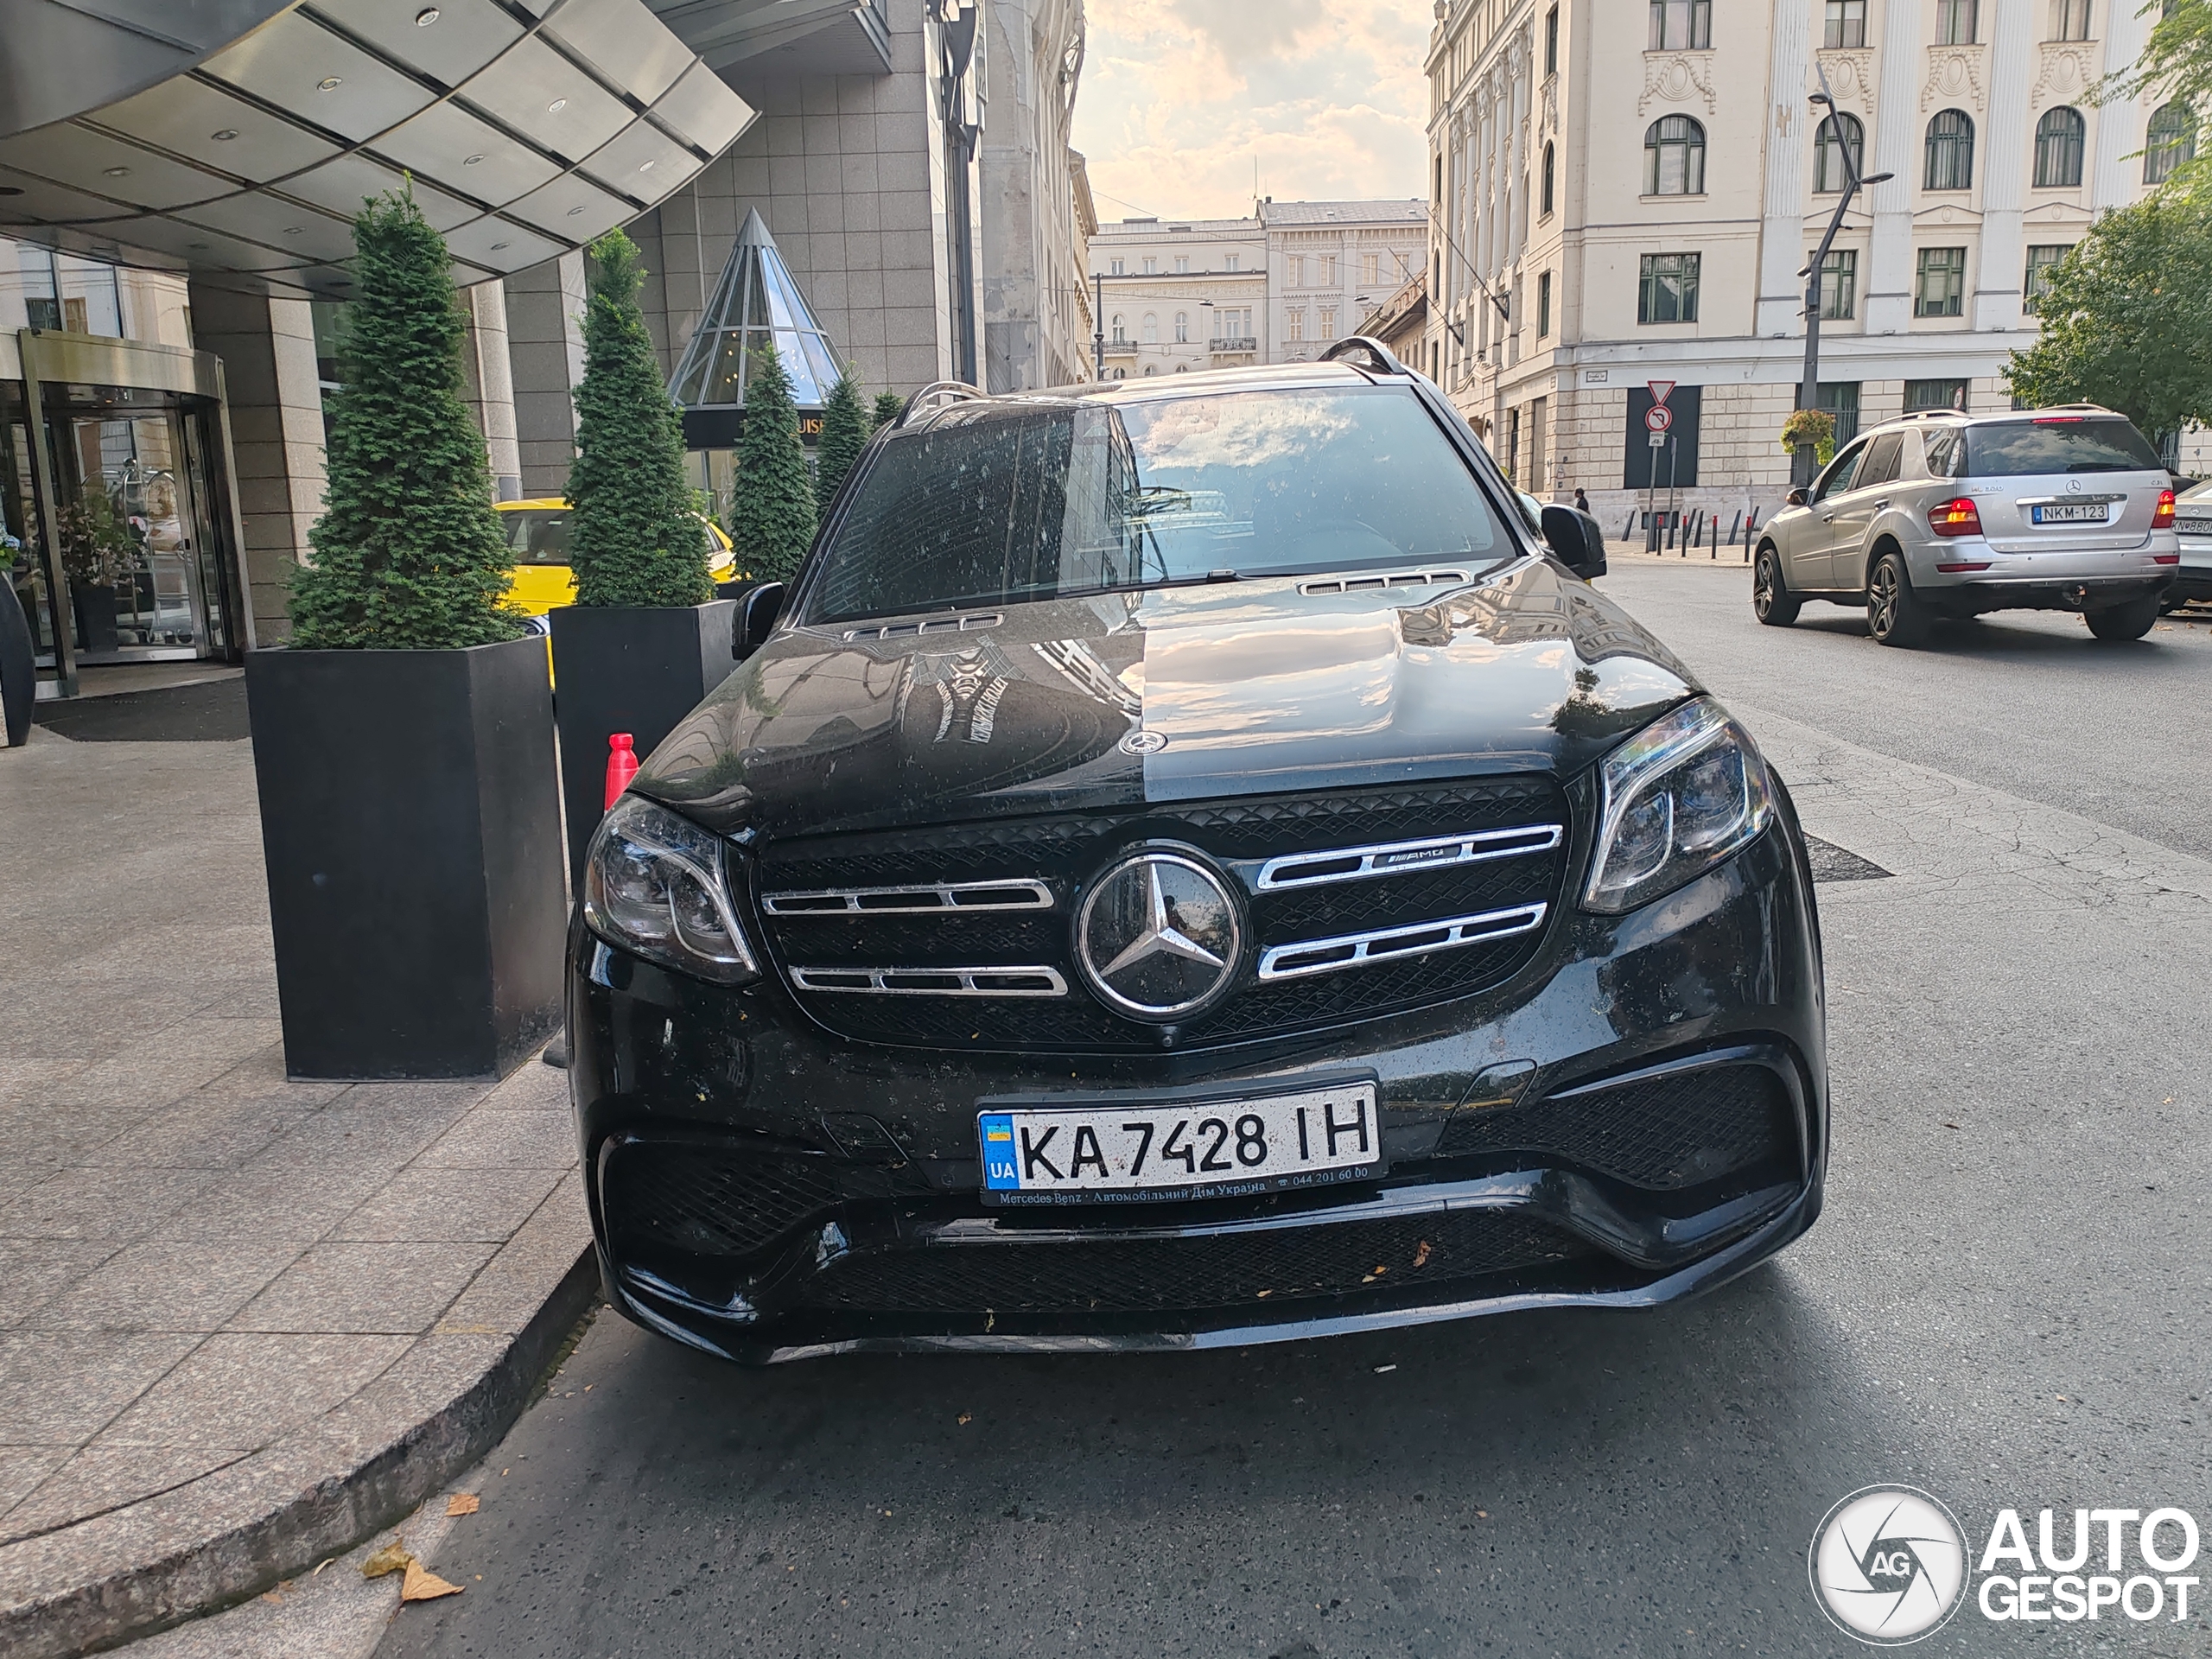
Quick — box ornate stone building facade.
[1426,0,2208,535]
[1087,200,1425,380]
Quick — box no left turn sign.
[1644,404,1673,433]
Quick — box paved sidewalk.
[0,716,594,1656]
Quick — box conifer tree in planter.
[724,343,817,586]
[245,189,563,1080]
[813,368,868,520]
[870,391,905,433]
[549,229,741,885]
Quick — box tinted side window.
[1962,419,2164,476]
[1922,429,1961,477]
[1814,439,1868,502]
[1857,431,1904,488]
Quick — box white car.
[1754,405,2180,645]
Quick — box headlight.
[582,796,759,984]
[1583,697,1774,914]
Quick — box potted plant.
[813,366,868,519]
[725,340,817,587]
[56,491,134,657]
[245,188,563,1080]
[549,229,737,885]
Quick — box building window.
[1321,255,1337,286]
[1226,253,1240,271]
[1643,115,1707,195]
[1816,382,1862,447]
[1936,0,1978,43]
[1287,308,1306,341]
[1174,311,1188,342]
[2145,100,2196,182]
[1906,377,1969,411]
[1813,111,1865,193]
[1648,0,1711,49]
[1537,270,1553,337]
[1174,255,1190,274]
[1109,257,1124,275]
[1824,0,1867,48]
[1362,251,1380,286]
[16,245,123,337]
[1142,257,1158,274]
[2033,106,2086,187]
[1815,247,1858,319]
[1112,367,1126,379]
[1637,252,1700,322]
[1924,109,1975,190]
[1915,247,1967,316]
[2023,243,2073,311]
[1541,142,1556,215]
[1545,4,1560,73]
[1110,313,1126,342]
[2050,0,2091,40]
[1141,313,1159,342]
[1319,307,1338,338]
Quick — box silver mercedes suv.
[1753,405,2180,645]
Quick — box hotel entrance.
[2,331,249,697]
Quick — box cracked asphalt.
[365,567,2212,1659]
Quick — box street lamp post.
[1795,66,1894,489]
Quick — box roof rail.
[895,381,988,428]
[1319,336,1408,377]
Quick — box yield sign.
[1647,378,1676,406]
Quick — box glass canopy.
[670,207,843,416]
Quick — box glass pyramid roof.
[669,207,844,412]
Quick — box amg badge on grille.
[1074,849,1244,1020]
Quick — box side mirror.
[735,582,785,661]
[1785,487,1809,507]
[1541,503,1606,582]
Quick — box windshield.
[1962,419,2164,477]
[803,387,1510,625]
[500,509,572,565]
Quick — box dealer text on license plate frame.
[978,1080,1383,1205]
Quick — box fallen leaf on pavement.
[401,1560,464,1602]
[1412,1241,1432,1268]
[957,1413,972,1426]
[362,1541,412,1580]
[445,1493,480,1516]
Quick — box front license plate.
[978,1082,1382,1205]
[2031,503,2108,524]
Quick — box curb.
[1,1248,601,1659]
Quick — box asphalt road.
[373,566,2212,1659]
[1608,560,2212,860]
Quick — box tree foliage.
[813,368,867,519]
[2004,190,2212,437]
[725,343,816,584]
[567,229,710,608]
[290,192,518,650]
[871,391,905,432]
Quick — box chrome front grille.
[753,777,1568,1052]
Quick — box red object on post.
[604,733,638,810]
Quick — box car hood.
[634,558,1700,840]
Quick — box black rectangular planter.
[245,636,566,1080]
[549,601,737,887]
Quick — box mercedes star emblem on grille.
[1074,849,1244,1020]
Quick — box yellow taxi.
[495,499,740,619]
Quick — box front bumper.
[566,818,1827,1363]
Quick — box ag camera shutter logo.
[1810,1486,1971,1644]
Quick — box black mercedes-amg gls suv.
[567,340,1827,1363]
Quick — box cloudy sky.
[1068,1,1433,223]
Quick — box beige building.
[1426,0,2209,535]
[1087,200,1426,380]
